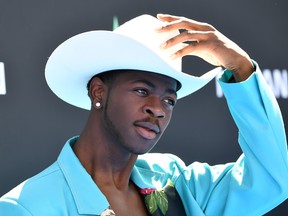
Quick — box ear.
[88,77,106,106]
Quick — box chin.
[134,150,150,155]
[125,135,160,155]
[132,142,158,155]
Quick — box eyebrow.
[132,79,177,96]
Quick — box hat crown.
[114,15,182,71]
[45,14,221,110]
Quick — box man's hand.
[157,14,254,82]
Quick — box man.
[0,14,287,215]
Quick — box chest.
[103,187,148,216]
[102,182,187,216]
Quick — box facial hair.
[102,89,159,155]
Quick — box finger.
[163,31,208,49]
[157,14,214,32]
[173,42,203,58]
[171,42,198,59]
[173,42,222,67]
[157,13,182,22]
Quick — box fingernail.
[160,42,167,49]
[170,53,177,59]
[157,13,164,18]
[155,26,163,32]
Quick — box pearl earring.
[95,102,102,109]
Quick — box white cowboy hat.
[45,14,222,110]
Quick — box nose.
[143,98,165,119]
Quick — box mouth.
[134,122,160,140]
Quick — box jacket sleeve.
[134,62,288,215]
[202,61,288,215]
[0,198,32,216]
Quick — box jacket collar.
[57,136,166,215]
[57,136,109,215]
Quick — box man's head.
[87,69,178,154]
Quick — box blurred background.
[0,0,287,214]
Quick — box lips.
[134,121,160,140]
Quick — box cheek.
[161,111,173,131]
[107,98,137,124]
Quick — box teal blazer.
[1,64,288,215]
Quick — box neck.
[73,112,138,191]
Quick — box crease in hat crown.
[45,14,222,110]
[113,14,183,71]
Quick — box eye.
[135,88,148,96]
[163,98,176,107]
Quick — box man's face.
[101,70,178,155]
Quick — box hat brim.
[45,30,222,110]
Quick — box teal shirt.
[1,64,288,215]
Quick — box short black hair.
[86,70,121,92]
[86,69,181,92]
